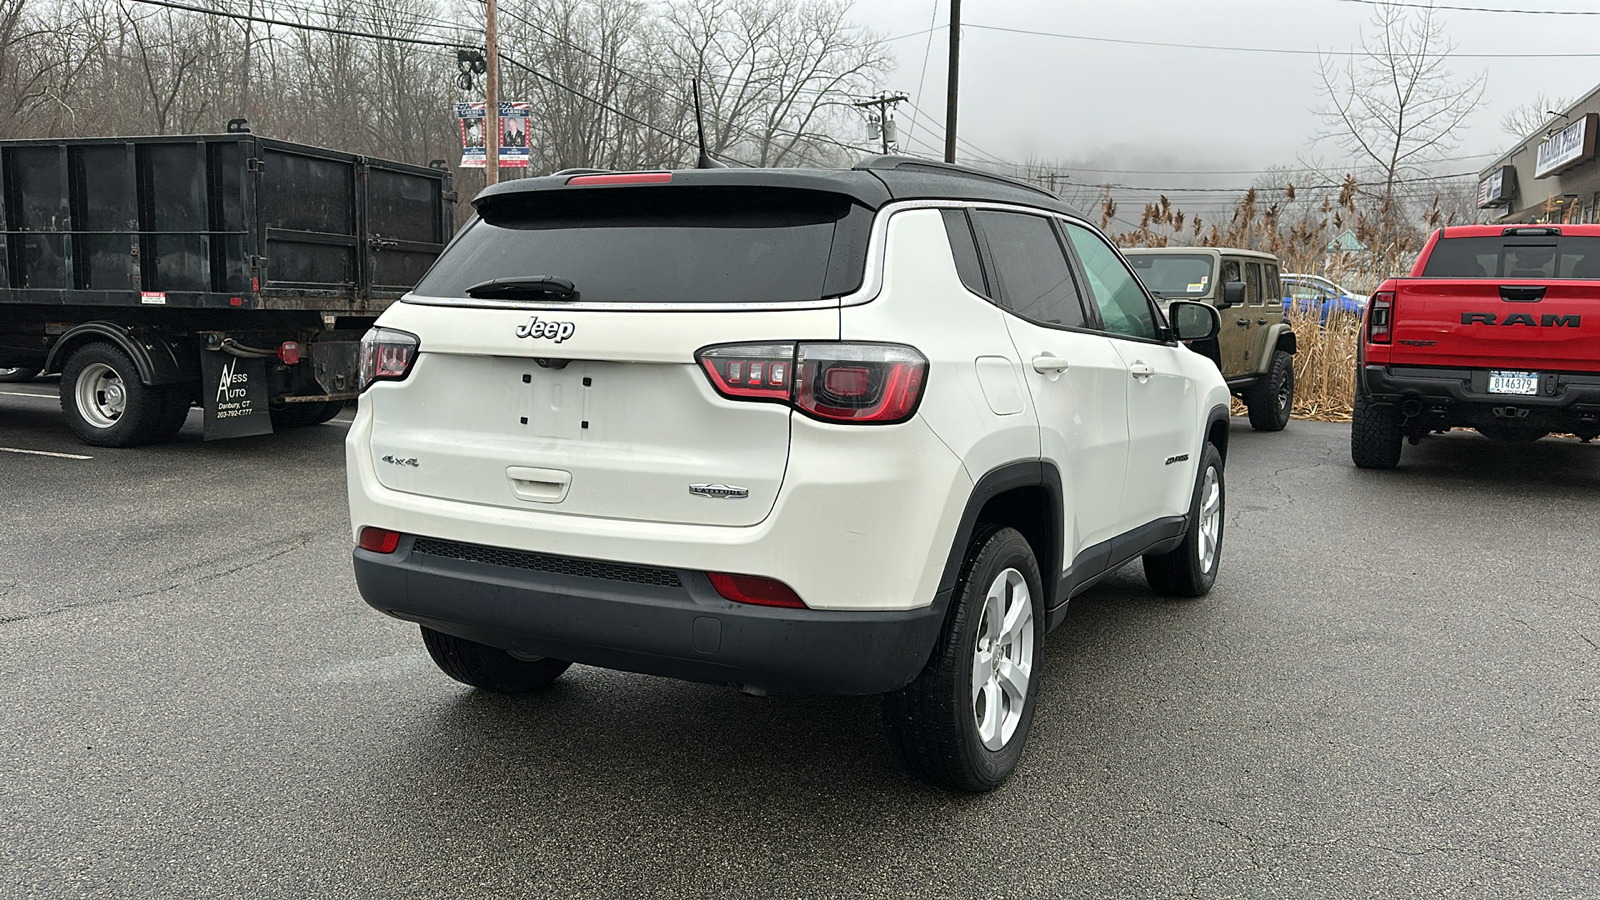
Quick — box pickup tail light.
[1367,291,1393,344]
[696,341,928,425]
[359,327,420,390]
[708,572,807,608]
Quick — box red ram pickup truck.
[1352,224,1600,468]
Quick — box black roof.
[474,155,1087,220]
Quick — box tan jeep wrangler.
[1123,247,1297,431]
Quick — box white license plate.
[1488,371,1539,395]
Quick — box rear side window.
[970,210,1086,328]
[1245,262,1263,306]
[1422,235,1600,279]
[414,187,872,304]
[1265,264,1281,306]
[940,209,990,298]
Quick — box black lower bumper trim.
[354,537,950,695]
[1362,364,1600,425]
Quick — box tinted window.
[971,211,1086,328]
[1061,222,1159,340]
[1245,262,1263,306]
[1265,264,1281,306]
[1125,253,1215,298]
[940,208,989,298]
[414,187,869,304]
[1421,235,1600,279]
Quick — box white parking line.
[0,446,92,460]
[0,390,55,399]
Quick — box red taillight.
[695,342,928,425]
[1367,291,1394,344]
[359,327,419,390]
[698,342,795,402]
[708,572,807,608]
[566,172,672,186]
[278,341,301,365]
[358,527,400,553]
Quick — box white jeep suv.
[347,158,1231,792]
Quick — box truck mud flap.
[201,350,273,440]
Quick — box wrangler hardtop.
[1352,223,1600,468]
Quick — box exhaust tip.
[1400,398,1424,418]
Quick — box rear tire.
[1350,391,1403,469]
[59,343,170,447]
[420,626,571,692]
[1245,350,1294,432]
[1143,442,1225,597]
[0,367,40,383]
[883,525,1042,793]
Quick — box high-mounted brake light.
[1367,291,1394,344]
[358,527,401,554]
[708,572,807,609]
[695,342,929,425]
[359,327,420,390]
[566,172,672,186]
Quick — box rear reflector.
[708,572,807,609]
[358,527,401,554]
[566,172,672,186]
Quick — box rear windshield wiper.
[464,276,580,301]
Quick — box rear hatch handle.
[1500,285,1546,303]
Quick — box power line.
[122,0,478,49]
[961,21,1600,58]
[1342,0,1600,13]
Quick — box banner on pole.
[457,101,530,168]
[457,102,486,168]
[499,101,530,168]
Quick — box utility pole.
[945,0,960,163]
[484,0,500,185]
[854,93,909,155]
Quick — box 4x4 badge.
[689,483,749,499]
[515,316,576,343]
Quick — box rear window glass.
[1422,235,1600,279]
[414,187,871,304]
[1125,253,1214,297]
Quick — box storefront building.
[1479,83,1600,224]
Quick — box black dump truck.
[0,132,454,446]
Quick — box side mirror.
[1168,301,1221,342]
[1220,281,1246,308]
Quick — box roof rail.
[853,154,1058,200]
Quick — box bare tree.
[1314,0,1485,216]
[1499,92,1572,141]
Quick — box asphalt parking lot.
[2,382,1597,899]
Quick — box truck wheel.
[1143,442,1225,597]
[0,367,40,383]
[1244,350,1294,432]
[1351,391,1403,469]
[59,343,171,447]
[420,626,571,692]
[152,388,194,442]
[882,525,1042,793]
[311,400,347,425]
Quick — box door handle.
[1128,362,1155,380]
[1236,318,1250,327]
[507,466,572,503]
[1031,355,1070,374]
[1257,318,1268,325]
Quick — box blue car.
[1283,273,1367,324]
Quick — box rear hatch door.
[365,181,874,527]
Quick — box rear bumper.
[1362,364,1600,417]
[355,536,950,695]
